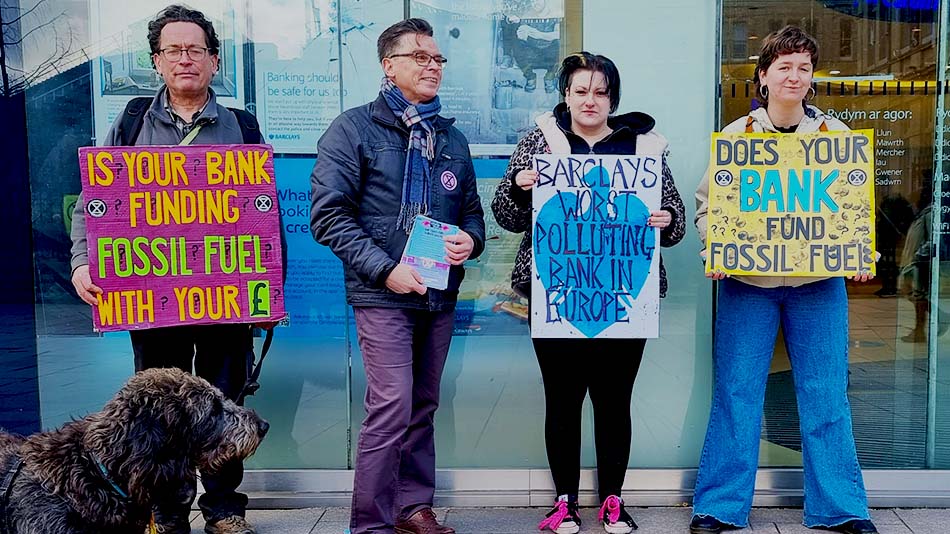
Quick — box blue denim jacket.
[310,93,486,311]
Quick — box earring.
[759,85,768,99]
[806,86,816,101]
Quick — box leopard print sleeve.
[491,128,548,234]
[660,153,687,248]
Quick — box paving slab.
[175,506,950,534]
[188,508,326,534]
[309,522,349,534]
[893,508,950,533]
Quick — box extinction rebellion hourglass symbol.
[86,199,108,218]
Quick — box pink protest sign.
[78,144,287,332]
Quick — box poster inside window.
[253,0,403,153]
[410,0,570,153]
[90,0,247,143]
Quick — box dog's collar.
[89,452,129,500]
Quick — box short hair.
[557,52,621,114]
[754,25,820,106]
[148,5,220,67]
[377,18,434,62]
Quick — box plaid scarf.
[380,77,442,232]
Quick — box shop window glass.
[722,0,939,469]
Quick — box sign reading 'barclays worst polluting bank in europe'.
[78,144,287,332]
[531,154,661,339]
[706,130,876,277]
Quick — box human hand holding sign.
[71,265,102,305]
[515,169,539,190]
[444,230,474,265]
[847,251,880,283]
[700,250,729,280]
[648,209,672,228]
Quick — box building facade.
[4,0,950,505]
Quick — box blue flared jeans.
[692,278,870,528]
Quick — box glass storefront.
[722,0,941,470]
[5,0,950,499]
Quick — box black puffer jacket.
[311,93,486,311]
[491,103,686,298]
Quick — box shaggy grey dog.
[0,368,268,534]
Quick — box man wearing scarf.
[310,18,485,534]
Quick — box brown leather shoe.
[204,515,257,534]
[395,508,455,534]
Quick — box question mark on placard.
[711,224,718,236]
[264,243,272,260]
[722,215,729,224]
[150,195,157,210]
[115,243,125,270]
[243,197,251,211]
[191,244,199,261]
[719,227,726,237]
[192,158,201,176]
[274,288,281,298]
[114,199,122,214]
[224,239,231,257]
[160,296,168,310]
[731,228,737,237]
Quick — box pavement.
[185,507,950,533]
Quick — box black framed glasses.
[157,47,211,62]
[388,52,448,67]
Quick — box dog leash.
[89,451,129,499]
[0,455,25,534]
[89,452,150,533]
[237,327,274,404]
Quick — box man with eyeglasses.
[69,5,262,534]
[311,17,485,534]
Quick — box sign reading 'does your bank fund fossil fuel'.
[706,130,877,277]
[78,144,287,332]
[531,154,661,339]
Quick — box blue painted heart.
[534,165,655,338]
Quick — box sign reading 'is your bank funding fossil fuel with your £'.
[706,130,876,277]
[78,144,287,332]
[531,154,661,339]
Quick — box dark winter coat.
[310,93,486,311]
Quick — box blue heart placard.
[531,155,662,338]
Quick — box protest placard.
[706,130,876,277]
[531,154,661,339]
[78,144,287,332]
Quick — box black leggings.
[533,337,646,502]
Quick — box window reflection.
[722,0,938,469]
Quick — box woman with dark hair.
[492,51,686,534]
[690,26,877,534]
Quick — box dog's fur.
[0,368,267,534]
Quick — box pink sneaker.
[599,495,637,533]
[538,495,581,534]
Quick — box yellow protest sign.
[705,129,876,277]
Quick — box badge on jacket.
[440,170,457,191]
